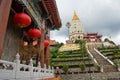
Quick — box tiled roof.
[50,40,57,45]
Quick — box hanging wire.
[22,7,26,13]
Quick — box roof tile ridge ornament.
[72,11,80,21]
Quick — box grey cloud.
[50,0,120,44]
[50,25,68,38]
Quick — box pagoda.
[67,11,102,43]
[69,11,85,42]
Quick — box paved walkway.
[42,76,61,80]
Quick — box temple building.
[69,11,85,42]
[84,33,102,42]
[0,0,61,68]
[68,11,102,43]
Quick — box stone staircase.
[87,44,117,72]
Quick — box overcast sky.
[50,0,120,44]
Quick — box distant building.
[50,40,57,46]
[66,40,73,44]
[68,11,102,42]
[84,33,102,42]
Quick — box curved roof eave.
[38,0,62,29]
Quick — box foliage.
[75,40,87,65]
[104,38,109,42]
[50,42,64,55]
[98,46,119,50]
[51,57,90,62]
[58,54,82,58]
[79,63,86,71]
[51,53,57,58]
[75,40,87,54]
[104,38,116,45]
[62,64,69,73]
[50,42,64,64]
[54,63,94,68]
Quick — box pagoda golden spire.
[72,11,80,21]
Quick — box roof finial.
[72,11,80,20]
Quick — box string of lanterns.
[13,12,49,47]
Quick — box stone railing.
[87,48,103,72]
[94,48,115,66]
[94,48,120,71]
[87,49,99,66]
[0,53,54,80]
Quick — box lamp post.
[66,22,71,40]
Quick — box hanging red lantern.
[44,40,49,47]
[13,13,31,27]
[27,28,41,38]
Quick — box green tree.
[75,40,87,60]
[50,42,64,54]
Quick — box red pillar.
[46,42,50,67]
[40,28,45,68]
[0,0,12,58]
[45,29,50,68]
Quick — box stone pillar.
[14,53,20,79]
[0,0,12,58]
[29,58,33,77]
[117,64,120,71]
[100,65,103,72]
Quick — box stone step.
[103,65,117,72]
[87,44,118,72]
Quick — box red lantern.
[13,13,31,27]
[27,28,41,38]
[44,40,49,47]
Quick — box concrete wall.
[61,72,120,80]
[1,12,21,61]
